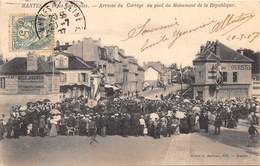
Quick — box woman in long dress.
[49,117,58,137]
[194,113,200,132]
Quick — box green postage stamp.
[10,15,54,51]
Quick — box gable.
[54,54,69,69]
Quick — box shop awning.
[104,84,120,91]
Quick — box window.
[78,73,81,82]
[199,71,202,79]
[222,72,227,82]
[61,73,67,83]
[59,58,64,66]
[0,77,5,89]
[81,73,87,82]
[233,72,238,82]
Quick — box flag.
[94,83,101,101]
[208,65,217,79]
[215,60,223,89]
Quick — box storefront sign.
[18,75,45,93]
[230,64,251,70]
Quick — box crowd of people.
[0,94,259,144]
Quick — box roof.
[137,65,145,71]
[193,41,254,63]
[54,52,94,70]
[54,44,72,51]
[143,61,170,74]
[145,66,162,74]
[85,61,98,68]
[118,51,127,59]
[0,57,60,75]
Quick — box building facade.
[193,41,253,100]
[126,56,138,95]
[67,37,101,62]
[0,55,62,102]
[52,51,98,99]
[238,50,260,98]
[144,66,161,87]
[137,65,145,92]
[143,61,172,87]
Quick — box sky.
[1,0,260,66]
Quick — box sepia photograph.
[0,0,259,165]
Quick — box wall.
[67,38,100,62]
[137,70,144,92]
[0,75,18,94]
[60,70,91,86]
[205,62,252,84]
[252,80,260,98]
[194,62,207,84]
[193,84,251,101]
[45,75,61,94]
[144,67,160,82]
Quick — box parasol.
[150,112,159,121]
[87,99,97,108]
[192,106,201,113]
[50,109,61,115]
[19,111,27,116]
[183,99,190,103]
[175,111,186,119]
[104,84,119,90]
[19,106,27,111]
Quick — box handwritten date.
[226,32,260,43]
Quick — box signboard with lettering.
[230,64,251,70]
[18,75,45,93]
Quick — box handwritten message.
[122,12,258,52]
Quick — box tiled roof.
[193,41,254,63]
[145,66,162,74]
[137,65,145,71]
[143,62,170,74]
[0,57,60,75]
[54,52,94,70]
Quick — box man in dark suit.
[214,114,222,135]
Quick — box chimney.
[119,49,125,55]
[200,45,204,53]
[206,41,210,48]
[27,52,38,71]
[56,40,60,47]
[239,49,244,56]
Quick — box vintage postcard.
[0,0,260,165]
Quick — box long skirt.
[194,122,200,131]
[49,124,58,137]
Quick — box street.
[140,84,188,100]
[0,121,259,166]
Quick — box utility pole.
[180,64,183,95]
